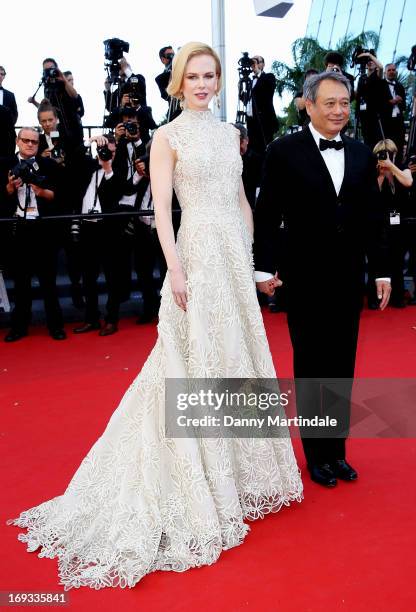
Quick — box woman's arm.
[378,159,413,188]
[150,128,187,311]
[239,178,253,237]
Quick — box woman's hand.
[169,267,188,311]
[377,157,395,172]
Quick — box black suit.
[254,127,389,466]
[0,87,18,124]
[0,155,64,333]
[246,72,278,153]
[376,79,406,161]
[72,156,129,325]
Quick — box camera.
[376,150,388,161]
[11,159,45,187]
[123,121,139,136]
[104,38,130,81]
[43,67,59,80]
[238,52,252,76]
[97,144,113,161]
[350,47,376,70]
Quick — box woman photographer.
[368,139,413,308]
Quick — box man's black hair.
[159,46,173,59]
[324,52,345,68]
[42,57,58,68]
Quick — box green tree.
[272,31,380,130]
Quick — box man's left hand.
[376,280,391,310]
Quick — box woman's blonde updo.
[166,41,222,101]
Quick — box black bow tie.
[319,138,344,151]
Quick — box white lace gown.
[8,108,303,590]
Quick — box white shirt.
[254,124,390,284]
[308,123,344,196]
[0,89,4,105]
[15,155,38,219]
[82,167,113,221]
[387,81,400,118]
[139,183,155,228]
[246,71,262,118]
[119,140,142,207]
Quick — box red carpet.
[1,308,415,611]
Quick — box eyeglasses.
[20,138,39,145]
[0,72,6,76]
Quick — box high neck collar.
[182,108,214,120]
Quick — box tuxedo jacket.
[0,155,61,218]
[0,105,16,156]
[112,139,147,201]
[0,88,18,125]
[376,79,406,125]
[250,72,279,135]
[71,156,123,215]
[155,71,170,101]
[254,127,389,307]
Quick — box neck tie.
[319,138,344,152]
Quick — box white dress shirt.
[15,155,38,219]
[387,81,400,118]
[246,71,262,118]
[0,89,4,105]
[119,141,142,207]
[255,123,390,284]
[82,167,113,221]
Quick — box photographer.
[0,127,66,342]
[376,64,406,163]
[29,58,83,149]
[367,139,413,308]
[293,68,318,128]
[0,64,18,124]
[37,101,84,309]
[104,57,147,113]
[0,65,18,157]
[245,55,279,154]
[155,46,175,101]
[355,51,384,148]
[71,135,128,336]
[324,52,355,101]
[63,71,85,119]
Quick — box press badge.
[390,212,400,225]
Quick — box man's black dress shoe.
[4,329,28,343]
[99,323,118,336]
[331,460,358,481]
[50,329,67,340]
[73,322,101,334]
[308,464,337,487]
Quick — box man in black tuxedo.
[0,65,18,125]
[376,64,406,163]
[155,46,181,122]
[0,65,18,157]
[246,55,279,154]
[71,135,127,336]
[0,127,66,342]
[254,72,391,487]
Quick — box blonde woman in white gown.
[8,42,303,590]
